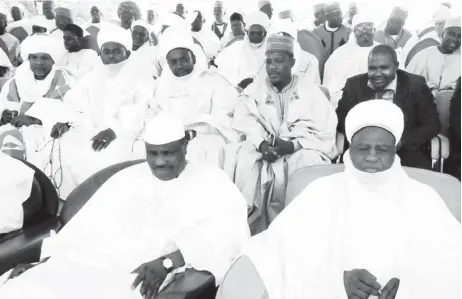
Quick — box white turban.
[160,13,190,30]
[144,112,185,145]
[131,20,154,35]
[274,19,297,39]
[258,0,271,10]
[20,34,63,63]
[433,5,451,23]
[444,16,461,31]
[159,26,195,59]
[97,24,133,51]
[352,13,374,29]
[345,100,404,145]
[186,10,201,24]
[246,11,270,31]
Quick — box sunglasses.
[354,25,375,33]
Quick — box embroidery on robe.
[321,39,327,47]
[265,95,275,106]
[290,91,300,102]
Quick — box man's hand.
[379,278,400,299]
[91,128,116,152]
[0,110,18,125]
[11,114,41,128]
[272,136,295,156]
[131,259,168,299]
[50,122,70,139]
[344,269,382,299]
[259,141,279,163]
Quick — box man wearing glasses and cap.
[313,2,351,58]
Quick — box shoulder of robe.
[201,69,235,88]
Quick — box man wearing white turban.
[0,11,21,66]
[189,10,221,61]
[0,112,250,299]
[215,11,270,89]
[47,24,154,198]
[145,26,239,169]
[233,99,460,299]
[406,16,461,95]
[323,13,380,108]
[129,20,160,78]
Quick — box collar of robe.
[343,149,403,192]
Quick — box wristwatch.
[161,257,174,273]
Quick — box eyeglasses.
[354,25,375,33]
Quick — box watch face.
[163,258,173,269]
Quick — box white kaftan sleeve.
[232,96,267,149]
[173,168,250,285]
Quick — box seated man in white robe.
[53,24,155,198]
[323,13,379,108]
[50,6,73,50]
[0,12,20,67]
[0,113,250,299]
[57,24,101,81]
[0,151,34,234]
[130,20,161,79]
[146,26,239,168]
[189,10,221,62]
[227,35,337,235]
[215,11,270,90]
[406,16,461,95]
[232,100,460,299]
[219,12,246,53]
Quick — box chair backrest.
[297,30,328,79]
[10,27,29,43]
[60,159,145,227]
[19,159,60,221]
[435,90,454,136]
[286,164,461,222]
[223,35,245,49]
[405,37,440,67]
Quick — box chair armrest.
[336,132,345,157]
[438,134,450,159]
[0,217,57,276]
[430,135,450,160]
[156,268,217,299]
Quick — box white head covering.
[186,10,200,24]
[160,13,190,31]
[274,19,297,39]
[20,34,63,63]
[345,100,404,145]
[433,5,452,23]
[246,11,270,31]
[131,20,153,34]
[144,112,185,145]
[159,26,195,59]
[97,23,133,51]
[258,0,271,10]
[444,16,461,31]
[352,13,374,30]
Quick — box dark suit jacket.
[336,69,441,152]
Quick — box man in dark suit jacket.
[336,44,440,170]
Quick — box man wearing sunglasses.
[323,14,379,108]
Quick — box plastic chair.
[405,38,440,67]
[335,132,449,173]
[297,30,328,79]
[286,164,461,222]
[435,90,454,137]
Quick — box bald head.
[369,44,398,63]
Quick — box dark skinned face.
[368,52,399,90]
[354,22,375,47]
[0,15,7,35]
[63,30,82,52]
[11,7,23,22]
[231,20,245,36]
[248,25,266,44]
[145,139,187,181]
[176,4,185,18]
[441,27,461,54]
[326,10,343,28]
[166,48,195,77]
[266,51,295,86]
[55,15,72,31]
[386,17,405,35]
[147,10,156,24]
[91,7,101,23]
[132,26,149,49]
[214,7,224,23]
[100,42,130,65]
[29,53,54,80]
[191,13,203,32]
[350,127,396,173]
[42,1,55,19]
[260,3,273,19]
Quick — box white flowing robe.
[323,39,379,108]
[56,60,155,198]
[406,46,461,95]
[240,151,460,299]
[192,29,221,60]
[215,38,267,86]
[130,43,161,78]
[57,49,101,81]
[0,151,34,234]
[0,162,251,298]
[226,75,337,233]
[146,66,239,168]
